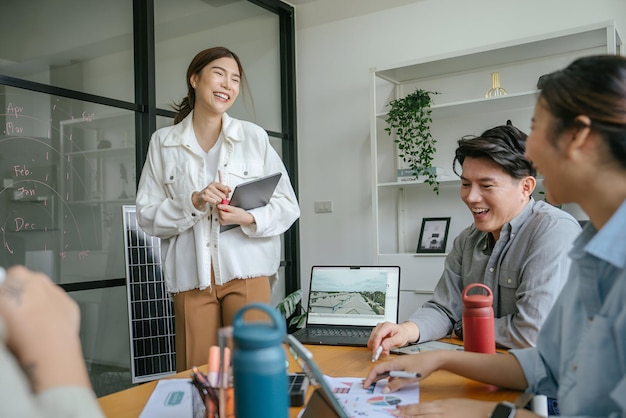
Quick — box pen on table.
[218,170,229,205]
[380,371,421,379]
[372,345,383,362]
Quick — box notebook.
[292,266,400,346]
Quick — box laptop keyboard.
[304,327,371,338]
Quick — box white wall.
[293,0,626,299]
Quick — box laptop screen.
[305,266,400,327]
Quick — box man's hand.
[367,321,420,358]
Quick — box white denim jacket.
[136,112,300,293]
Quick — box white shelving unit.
[369,21,622,322]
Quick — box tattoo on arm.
[23,361,39,386]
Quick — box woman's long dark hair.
[172,46,250,124]
[538,55,626,168]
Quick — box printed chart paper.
[324,375,419,417]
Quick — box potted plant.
[385,88,440,194]
[275,289,307,333]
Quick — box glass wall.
[0,0,296,397]
[154,0,282,132]
[0,87,135,282]
[0,0,136,396]
[0,1,134,102]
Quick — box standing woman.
[363,54,626,418]
[136,47,300,371]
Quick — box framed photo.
[417,217,451,254]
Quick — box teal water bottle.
[233,303,288,418]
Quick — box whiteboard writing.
[14,217,36,231]
[0,90,136,281]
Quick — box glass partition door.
[0,0,297,396]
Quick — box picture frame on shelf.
[417,217,450,254]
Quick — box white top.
[136,112,300,293]
[189,130,223,184]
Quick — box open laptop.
[292,266,400,346]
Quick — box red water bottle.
[462,283,496,354]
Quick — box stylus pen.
[380,371,421,379]
[218,170,229,205]
[372,345,383,362]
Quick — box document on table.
[324,375,419,417]
[139,378,205,418]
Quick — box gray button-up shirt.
[408,198,581,348]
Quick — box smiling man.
[368,123,581,352]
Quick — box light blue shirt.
[512,199,626,417]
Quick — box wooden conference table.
[98,341,520,417]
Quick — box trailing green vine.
[385,89,440,194]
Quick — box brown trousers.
[173,274,271,372]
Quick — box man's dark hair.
[453,122,536,179]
